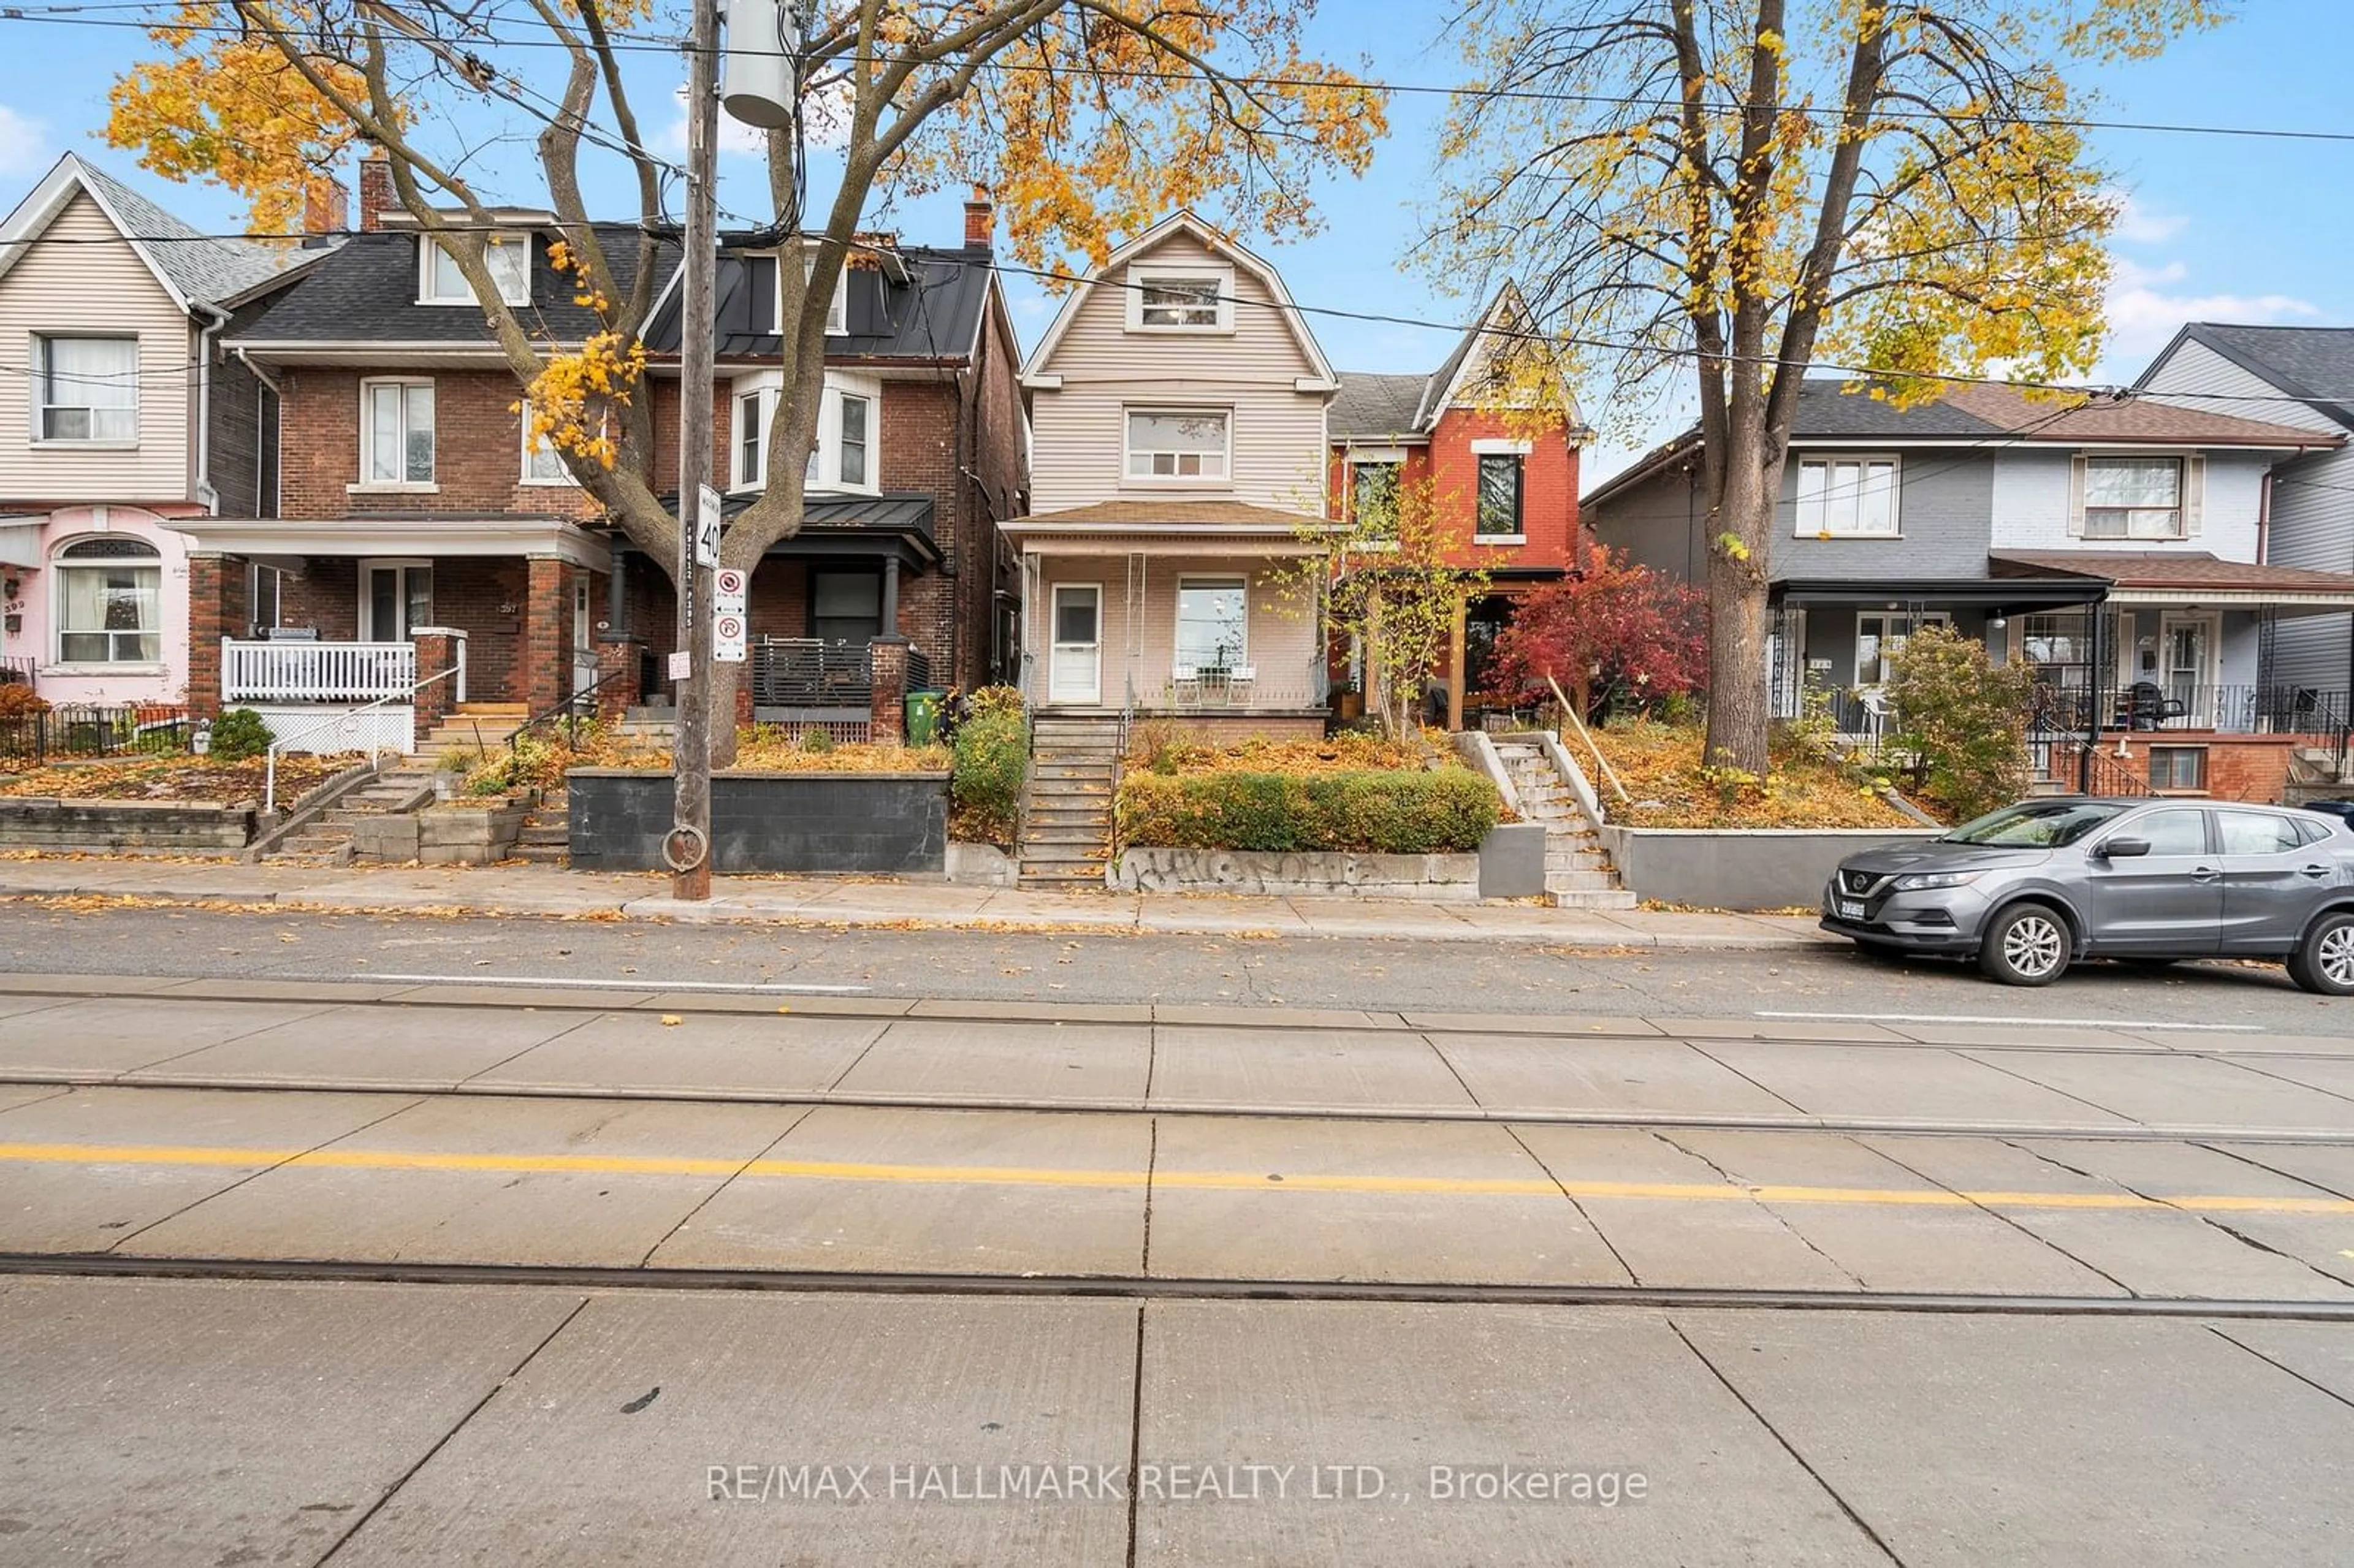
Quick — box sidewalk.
[0,856,1830,950]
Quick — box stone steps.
[1494,738,1632,907]
[1018,720,1122,888]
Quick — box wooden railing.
[224,640,417,704]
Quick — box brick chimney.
[963,185,993,252]
[357,143,395,233]
[303,178,349,240]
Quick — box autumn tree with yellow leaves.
[1422,0,2228,773]
[109,1,1384,753]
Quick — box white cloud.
[2104,255,2321,363]
[0,105,50,177]
[2110,191,2187,246]
[661,96,771,159]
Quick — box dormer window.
[1127,265,1233,332]
[422,234,530,306]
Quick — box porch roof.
[1777,575,2106,607]
[1992,550,2354,611]
[660,490,942,567]
[161,516,610,571]
[1001,500,1338,556]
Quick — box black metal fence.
[0,704,192,766]
[752,639,872,707]
[0,657,33,691]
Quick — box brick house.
[633,192,1027,729]
[1325,283,1590,719]
[0,154,299,709]
[172,160,1023,749]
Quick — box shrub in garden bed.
[1118,767,1499,854]
[950,704,1027,847]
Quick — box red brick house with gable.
[172,164,1025,749]
[1325,283,1590,708]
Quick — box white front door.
[572,577,598,695]
[1048,584,1102,706]
[2159,612,2217,727]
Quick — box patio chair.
[2121,681,2189,731]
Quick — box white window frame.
[1124,407,1232,484]
[1125,263,1235,333]
[1471,438,1531,542]
[50,535,164,669]
[775,254,848,337]
[1173,574,1251,675]
[357,558,434,642]
[2081,454,2187,541]
[1345,449,1407,549]
[519,400,584,487]
[354,378,437,492]
[1854,610,1949,687]
[837,389,872,489]
[32,334,139,447]
[420,232,530,306]
[1794,454,1902,538]
[733,370,881,495]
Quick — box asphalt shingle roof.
[1002,500,1325,530]
[1328,373,1430,440]
[71,156,291,306]
[232,224,678,344]
[1992,550,2354,593]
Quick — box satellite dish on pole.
[721,0,796,129]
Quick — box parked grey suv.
[1820,797,2354,991]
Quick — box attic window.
[422,234,530,306]
[1127,265,1233,332]
[750,254,847,336]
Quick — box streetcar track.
[4,1068,2353,1144]
[5,1251,2350,1320]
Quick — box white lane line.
[359,972,872,995]
[1759,1010,2260,1032]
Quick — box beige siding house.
[0,156,291,706]
[1008,213,1336,733]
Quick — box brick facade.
[1326,409,1583,572]
[275,367,601,522]
[2100,733,2304,804]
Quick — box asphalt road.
[3,902,2350,1030]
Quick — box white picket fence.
[223,641,416,704]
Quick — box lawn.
[1577,720,1929,829]
[0,753,356,803]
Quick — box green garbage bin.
[905,690,945,745]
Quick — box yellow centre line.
[0,1140,2349,1218]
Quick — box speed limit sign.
[714,611,747,663]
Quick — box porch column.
[1446,590,1467,731]
[185,554,235,716]
[882,554,901,637]
[604,547,629,642]
[592,636,641,723]
[869,636,910,746]
[522,557,569,717]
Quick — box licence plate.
[1837,900,1867,920]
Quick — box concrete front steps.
[515,797,569,865]
[1018,717,1119,889]
[268,763,437,865]
[1491,736,1638,910]
[417,702,528,758]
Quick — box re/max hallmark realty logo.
[706,1463,1650,1505]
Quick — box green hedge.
[1117,768,1499,854]
[950,711,1027,845]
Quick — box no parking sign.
[713,569,748,662]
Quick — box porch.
[1002,504,1334,734]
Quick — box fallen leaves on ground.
[1582,720,1928,830]
[1126,726,1463,777]
[0,753,359,802]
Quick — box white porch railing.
[224,640,416,704]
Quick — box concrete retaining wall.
[1596,824,1943,910]
[1114,847,1482,900]
[352,802,529,865]
[945,840,1019,886]
[568,769,949,874]
[0,798,254,851]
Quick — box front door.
[2159,614,2215,728]
[361,561,432,641]
[572,577,598,696]
[1048,584,1102,706]
[2084,806,2222,955]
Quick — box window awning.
[0,518,42,570]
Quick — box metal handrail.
[261,664,461,814]
[512,668,627,753]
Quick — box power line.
[12,3,2354,147]
[13,218,2354,414]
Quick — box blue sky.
[1,1,2348,480]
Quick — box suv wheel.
[2288,911,2354,996]
[1979,903,2070,987]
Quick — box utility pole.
[669,0,721,900]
